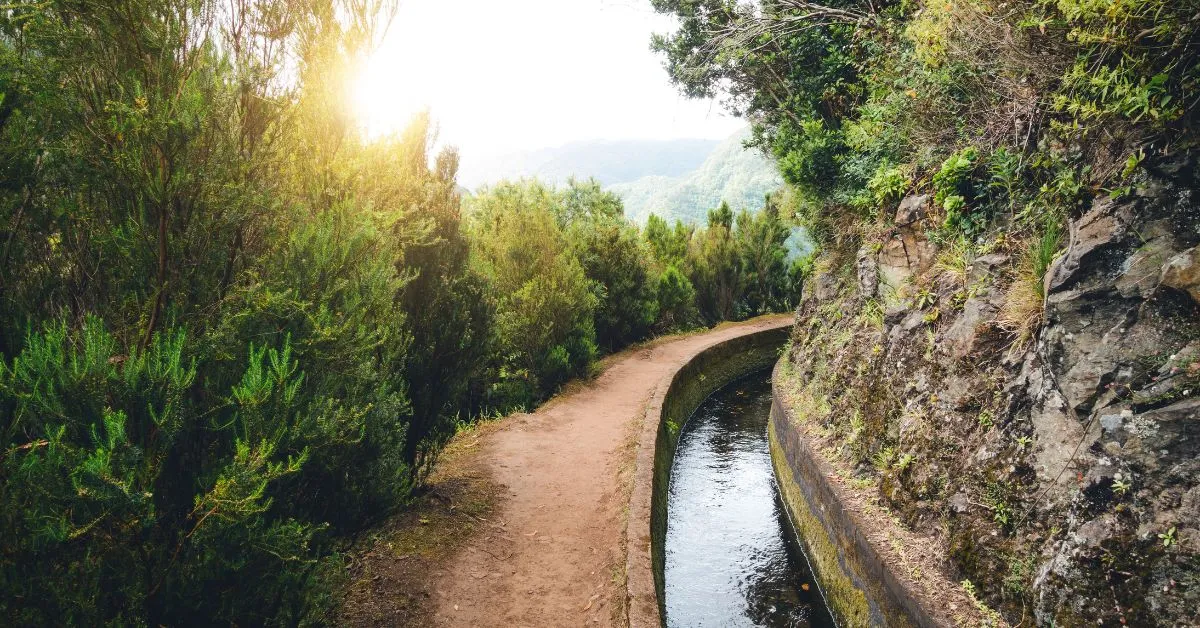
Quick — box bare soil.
[339,316,791,627]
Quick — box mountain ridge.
[457,137,720,189]
[609,129,783,225]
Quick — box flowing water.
[664,371,835,627]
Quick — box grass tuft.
[998,220,1063,353]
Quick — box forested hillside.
[0,2,807,623]
[610,127,784,224]
[457,138,719,189]
[651,0,1199,625]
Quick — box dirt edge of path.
[337,421,507,626]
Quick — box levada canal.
[664,370,834,627]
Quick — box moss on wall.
[768,419,874,626]
[770,362,947,627]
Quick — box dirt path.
[418,316,790,627]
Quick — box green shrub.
[0,320,321,624]
[656,265,700,331]
[563,182,658,351]
[0,2,489,620]
[988,147,1024,211]
[933,147,980,207]
[774,118,849,199]
[868,164,910,208]
[466,181,599,404]
[1042,0,1196,130]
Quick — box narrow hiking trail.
[424,316,791,627]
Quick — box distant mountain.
[608,129,783,225]
[457,138,720,189]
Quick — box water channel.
[664,370,835,627]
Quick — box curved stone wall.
[624,320,791,627]
[769,360,938,627]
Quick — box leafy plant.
[872,446,898,472]
[934,148,979,208]
[868,164,910,208]
[913,287,936,310]
[988,147,1023,212]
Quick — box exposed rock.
[1098,413,1124,433]
[785,154,1200,627]
[1045,196,1138,294]
[814,271,839,301]
[1024,359,1098,496]
[894,194,929,226]
[879,227,936,290]
[857,246,879,298]
[1030,160,1200,625]
[968,253,1008,287]
[941,375,975,410]
[1161,246,1200,303]
[940,292,1002,359]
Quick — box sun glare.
[350,53,428,139]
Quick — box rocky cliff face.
[781,155,1199,626]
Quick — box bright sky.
[351,0,743,158]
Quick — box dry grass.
[997,223,1063,354]
[997,267,1045,354]
[906,0,1070,152]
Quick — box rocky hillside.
[779,154,1199,626]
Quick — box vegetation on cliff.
[652,0,1199,624]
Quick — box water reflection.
[664,372,835,627]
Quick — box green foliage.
[0,0,492,622]
[645,213,693,267]
[775,119,849,198]
[688,202,744,322]
[872,446,898,472]
[655,265,701,331]
[466,180,598,405]
[645,196,800,328]
[933,147,980,207]
[1030,218,1065,295]
[1042,0,1197,130]
[868,164,910,208]
[0,320,318,624]
[988,147,1024,211]
[562,181,658,351]
[734,202,794,314]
